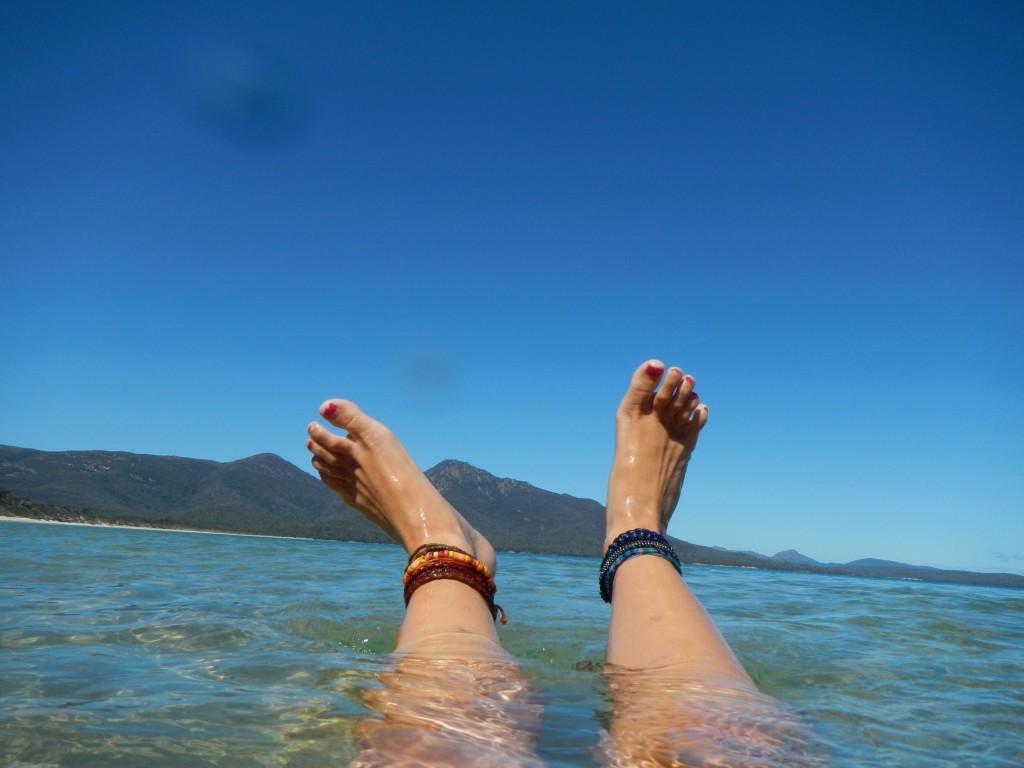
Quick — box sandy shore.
[0,515,319,542]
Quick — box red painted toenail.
[644,364,664,379]
[306,439,313,450]
[322,403,337,418]
[684,375,695,385]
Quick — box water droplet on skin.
[414,503,431,540]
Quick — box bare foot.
[605,360,709,550]
[306,399,495,574]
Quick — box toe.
[308,440,355,470]
[693,403,709,429]
[674,391,700,426]
[619,359,665,413]
[319,399,384,440]
[653,367,684,411]
[316,466,356,502]
[667,391,700,434]
[669,375,695,418]
[308,422,357,455]
[675,374,695,404]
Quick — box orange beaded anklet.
[403,544,507,624]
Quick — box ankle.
[402,528,475,559]
[604,499,664,551]
[603,523,666,552]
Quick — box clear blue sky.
[2,1,1021,573]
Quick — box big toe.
[319,399,383,439]
[618,359,665,413]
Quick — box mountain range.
[1,444,1021,588]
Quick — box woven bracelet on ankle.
[408,542,473,563]
[600,537,679,576]
[403,544,507,624]
[404,562,494,605]
[599,528,682,602]
[405,547,494,582]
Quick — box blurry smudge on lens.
[178,35,309,149]
[398,341,460,405]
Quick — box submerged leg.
[307,400,541,766]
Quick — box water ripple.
[1,521,1022,766]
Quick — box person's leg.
[307,398,500,654]
[603,360,751,682]
[598,361,821,766]
[307,400,541,766]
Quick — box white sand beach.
[0,516,318,542]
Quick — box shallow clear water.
[1,521,1022,766]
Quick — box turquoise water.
[1,521,1022,766]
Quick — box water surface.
[1,521,1021,766]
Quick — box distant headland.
[1,445,1021,589]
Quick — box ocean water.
[1,521,1022,767]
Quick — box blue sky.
[2,1,1021,573]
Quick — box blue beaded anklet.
[599,528,682,602]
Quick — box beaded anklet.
[404,543,507,624]
[405,545,494,581]
[599,528,682,602]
